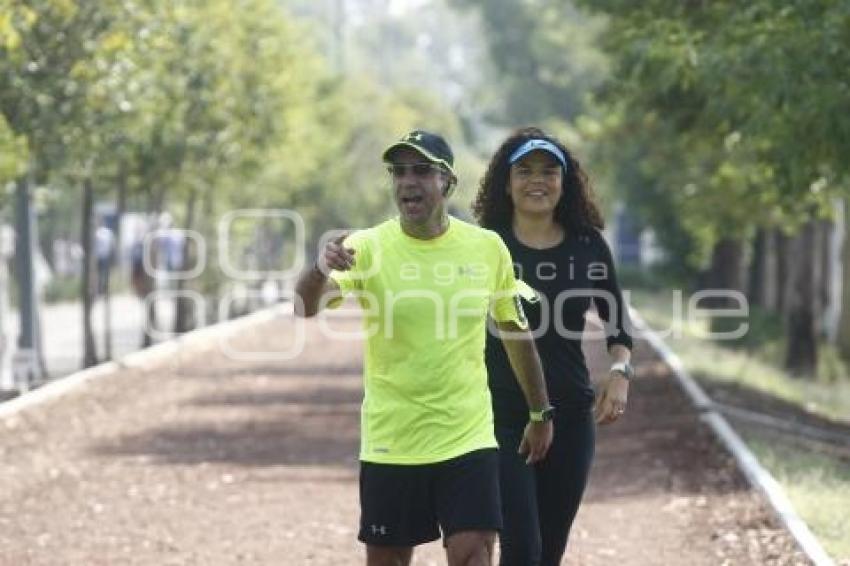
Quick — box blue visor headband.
[508,139,567,170]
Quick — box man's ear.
[443,175,458,197]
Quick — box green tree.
[0,0,142,368]
[449,0,609,126]
[578,0,850,375]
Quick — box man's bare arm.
[496,320,549,410]
[496,320,553,463]
[294,266,340,318]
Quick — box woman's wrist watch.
[529,406,555,423]
[610,361,635,380]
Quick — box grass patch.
[628,289,850,422]
[742,433,850,561]
[629,288,850,563]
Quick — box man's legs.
[436,449,502,566]
[366,545,414,566]
[359,461,440,564]
[445,530,496,566]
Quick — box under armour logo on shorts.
[371,524,388,536]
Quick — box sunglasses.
[386,162,442,178]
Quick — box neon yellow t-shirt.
[329,217,526,464]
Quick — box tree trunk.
[837,199,850,359]
[704,238,744,307]
[142,297,157,348]
[116,162,128,252]
[141,241,157,347]
[102,270,112,360]
[103,164,128,359]
[13,174,47,387]
[81,178,98,368]
[819,219,832,333]
[140,237,157,348]
[139,184,164,348]
[712,238,745,290]
[748,228,779,312]
[153,185,168,217]
[822,200,844,344]
[783,219,820,377]
[100,166,127,361]
[775,231,789,315]
[173,188,198,333]
[200,189,219,324]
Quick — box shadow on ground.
[88,380,362,469]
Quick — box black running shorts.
[358,448,502,546]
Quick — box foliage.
[576,0,850,268]
[449,0,609,126]
[0,113,27,191]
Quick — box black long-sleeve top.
[486,227,633,427]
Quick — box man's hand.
[295,233,352,318]
[518,420,553,464]
[594,372,629,425]
[318,232,355,273]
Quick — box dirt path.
[0,312,808,565]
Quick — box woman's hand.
[594,372,629,425]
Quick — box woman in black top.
[473,127,634,566]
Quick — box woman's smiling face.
[508,150,563,217]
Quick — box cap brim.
[382,142,455,175]
[508,139,567,169]
[510,146,566,169]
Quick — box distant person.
[474,127,634,566]
[129,226,154,300]
[95,222,116,296]
[165,229,185,272]
[155,212,184,273]
[295,130,554,566]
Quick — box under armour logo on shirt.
[406,132,423,141]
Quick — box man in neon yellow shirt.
[295,130,553,566]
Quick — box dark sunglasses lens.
[387,163,436,177]
[412,164,433,176]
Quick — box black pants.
[495,408,595,566]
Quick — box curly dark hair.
[472,127,604,235]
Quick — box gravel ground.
[0,311,809,565]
